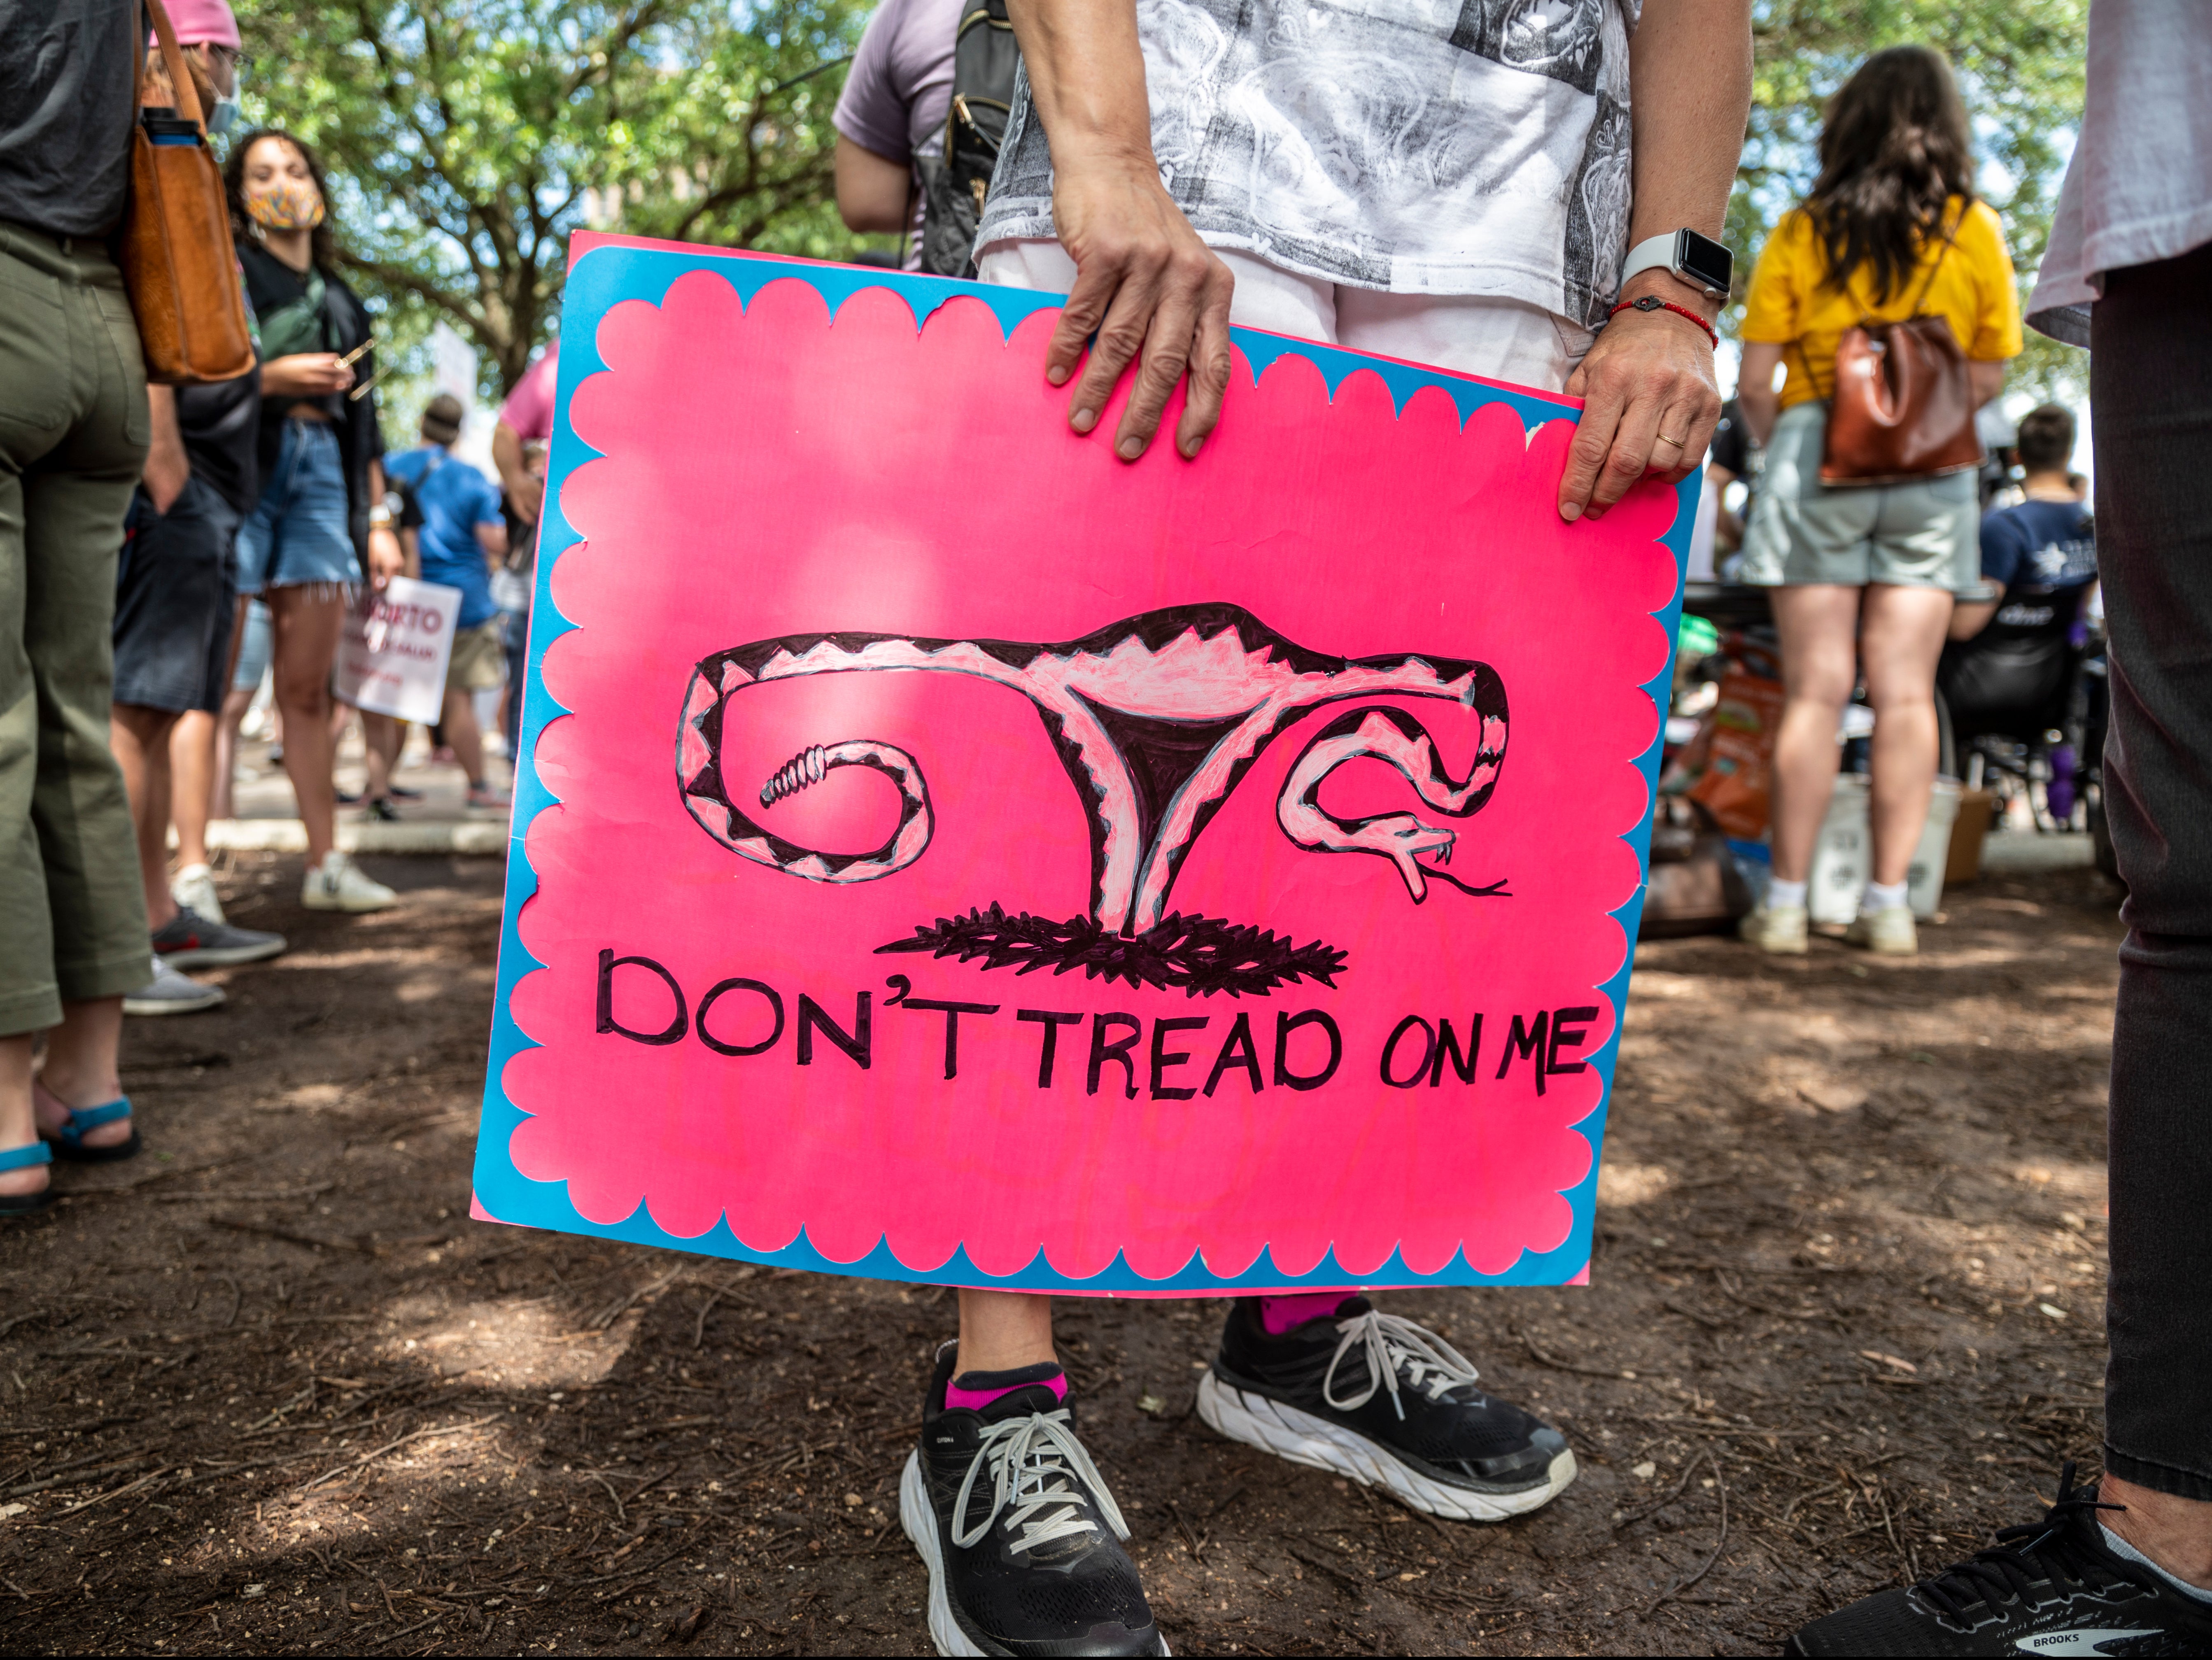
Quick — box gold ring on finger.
[1657,430,1687,448]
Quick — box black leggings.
[2093,241,2212,1501]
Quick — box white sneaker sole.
[301,886,396,914]
[123,986,226,1017]
[1196,1371,1577,1522]
[898,1451,1170,1658]
[161,939,285,969]
[900,1451,988,1658]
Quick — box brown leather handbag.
[1818,212,1982,485]
[120,0,256,385]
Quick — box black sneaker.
[1198,1296,1575,1521]
[1787,1463,2212,1655]
[899,1344,1164,1657]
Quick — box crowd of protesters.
[2,0,2208,1655]
[0,0,541,1032]
[0,0,529,1078]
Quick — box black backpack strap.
[919,0,1021,277]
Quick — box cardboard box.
[1945,786,1995,886]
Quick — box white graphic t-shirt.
[976,0,1641,326]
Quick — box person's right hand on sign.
[1014,0,1236,464]
[1046,147,1236,464]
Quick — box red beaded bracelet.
[1608,294,1719,349]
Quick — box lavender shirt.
[832,0,961,268]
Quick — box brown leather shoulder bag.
[121,0,256,385]
[1818,210,1983,486]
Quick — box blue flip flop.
[40,1097,141,1165]
[0,1141,56,1217]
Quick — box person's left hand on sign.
[366,524,403,589]
[1556,270,1724,523]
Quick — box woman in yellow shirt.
[1734,46,2021,957]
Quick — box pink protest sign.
[473,233,1690,1294]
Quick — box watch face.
[1678,229,1734,296]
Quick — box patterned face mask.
[245,175,325,231]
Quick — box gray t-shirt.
[832,0,962,268]
[2026,0,2212,347]
[976,0,1640,327]
[0,0,138,239]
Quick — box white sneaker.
[1738,902,1809,955]
[1845,905,1918,956]
[171,862,225,925]
[301,851,397,913]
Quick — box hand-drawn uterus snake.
[676,606,1508,990]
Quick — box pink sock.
[1259,1290,1354,1334]
[944,1365,1068,1412]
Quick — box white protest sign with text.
[335,576,462,725]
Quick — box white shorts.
[974,239,1591,396]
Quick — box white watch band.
[1618,231,1684,294]
[1620,230,1732,302]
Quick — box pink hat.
[152,0,242,49]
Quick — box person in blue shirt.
[382,396,510,809]
[1939,403,2096,743]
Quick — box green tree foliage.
[1731,1,2090,388]
[236,0,886,397]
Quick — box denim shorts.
[1739,401,1980,592]
[235,417,360,595]
[113,475,240,714]
[231,597,272,694]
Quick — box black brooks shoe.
[1787,1462,2212,1656]
[1198,1295,1576,1522]
[899,1344,1165,1658]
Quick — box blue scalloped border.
[470,236,1692,1293]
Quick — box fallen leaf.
[667,1604,708,1645]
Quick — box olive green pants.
[0,222,154,1035]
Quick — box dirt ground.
[0,851,2126,1655]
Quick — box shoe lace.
[950,1408,1130,1556]
[1322,1309,1482,1420]
[1914,1462,2149,1624]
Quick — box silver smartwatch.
[1618,229,1734,301]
